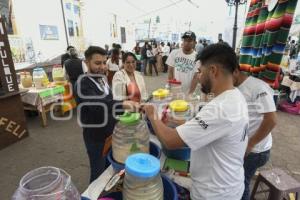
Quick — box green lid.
[119,112,140,125]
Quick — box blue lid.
[125,153,160,178]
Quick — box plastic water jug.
[123,153,163,200]
[112,112,150,164]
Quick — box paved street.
[0,73,299,199]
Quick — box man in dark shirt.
[64,48,83,93]
[75,46,139,182]
[61,46,75,66]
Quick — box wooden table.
[20,85,65,127]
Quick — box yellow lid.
[169,100,188,112]
[152,89,169,98]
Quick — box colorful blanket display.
[239,0,298,88]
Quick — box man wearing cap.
[167,31,198,94]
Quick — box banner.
[239,0,298,88]
[0,17,18,93]
[120,27,126,43]
[39,25,59,40]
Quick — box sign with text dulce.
[0,17,18,94]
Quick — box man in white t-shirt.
[167,31,198,94]
[143,44,249,200]
[233,68,277,200]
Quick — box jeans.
[242,150,270,200]
[83,137,106,183]
[162,56,168,72]
[149,60,158,76]
[142,59,148,75]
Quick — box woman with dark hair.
[112,52,148,102]
[107,48,122,85]
[147,44,158,76]
[153,43,163,72]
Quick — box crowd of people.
[60,31,277,200]
[133,40,177,76]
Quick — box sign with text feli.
[0,94,29,150]
[0,17,19,94]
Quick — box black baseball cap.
[66,46,75,51]
[182,31,196,40]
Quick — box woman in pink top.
[112,52,148,102]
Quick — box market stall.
[19,63,77,126]
[279,70,300,114]
[20,85,65,127]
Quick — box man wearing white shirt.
[233,68,277,200]
[143,44,249,200]
[167,31,198,94]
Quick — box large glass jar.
[32,68,45,89]
[152,88,170,102]
[20,72,32,88]
[166,99,191,128]
[123,153,163,200]
[167,79,183,99]
[52,65,65,83]
[112,112,150,164]
[41,68,50,87]
[11,166,81,200]
[163,100,192,161]
[152,88,171,113]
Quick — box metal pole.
[60,0,69,47]
[232,1,239,50]
[148,18,151,38]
